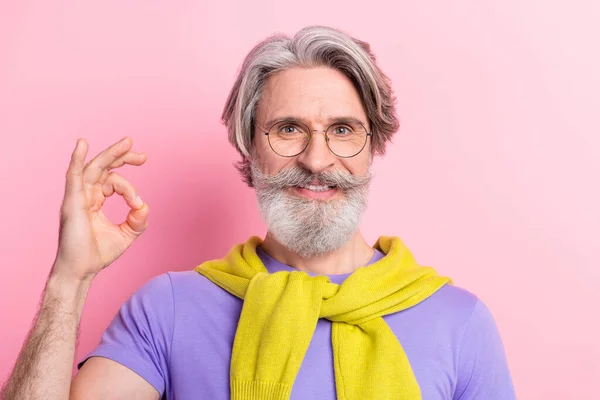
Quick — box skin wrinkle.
[250,67,373,260]
[221,26,399,187]
[263,116,369,133]
[252,161,371,258]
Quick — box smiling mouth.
[296,183,336,192]
[291,184,340,200]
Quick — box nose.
[296,130,336,174]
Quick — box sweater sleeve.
[77,273,175,396]
[454,299,516,399]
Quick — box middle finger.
[108,151,147,170]
[97,151,147,186]
[83,137,133,185]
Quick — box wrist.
[46,267,94,312]
[50,259,97,285]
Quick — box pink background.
[1,1,599,398]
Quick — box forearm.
[1,266,93,400]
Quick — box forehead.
[255,67,368,127]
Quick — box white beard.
[251,162,371,258]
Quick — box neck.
[260,230,375,275]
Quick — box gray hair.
[222,25,400,187]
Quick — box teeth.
[299,184,334,192]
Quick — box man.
[2,26,515,399]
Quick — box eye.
[331,125,354,136]
[279,125,298,134]
[274,124,307,138]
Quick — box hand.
[52,137,149,282]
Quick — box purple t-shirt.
[78,246,515,399]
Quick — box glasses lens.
[326,123,368,157]
[268,122,310,156]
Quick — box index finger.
[83,137,133,185]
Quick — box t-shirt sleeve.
[454,299,516,399]
[77,273,174,396]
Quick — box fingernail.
[134,195,143,207]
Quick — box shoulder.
[424,285,515,398]
[427,284,502,340]
[123,270,240,318]
[409,284,502,341]
[428,284,480,313]
[166,270,240,302]
[164,270,243,323]
[118,273,174,321]
[131,272,173,298]
[134,270,237,297]
[383,284,515,398]
[383,283,497,357]
[397,283,481,328]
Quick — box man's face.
[251,67,373,257]
[254,67,371,186]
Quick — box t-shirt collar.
[256,245,385,285]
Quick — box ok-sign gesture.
[54,137,149,282]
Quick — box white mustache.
[252,164,371,191]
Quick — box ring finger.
[101,171,143,210]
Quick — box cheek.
[341,153,371,176]
[255,136,295,175]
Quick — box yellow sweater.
[195,236,452,400]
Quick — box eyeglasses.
[264,119,372,158]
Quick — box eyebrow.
[263,116,369,131]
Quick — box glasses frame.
[263,121,373,159]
